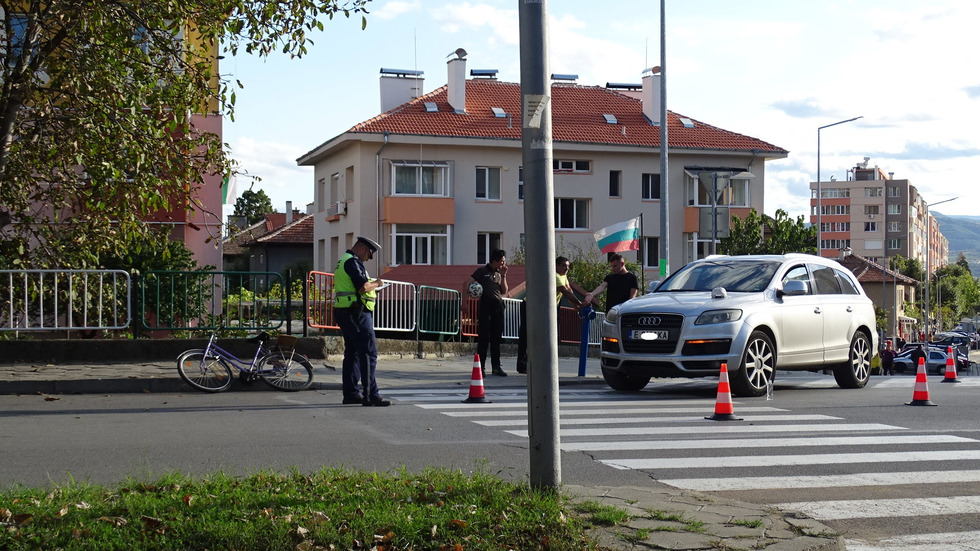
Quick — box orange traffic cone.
[941,345,961,383]
[705,363,742,421]
[463,354,491,403]
[906,356,938,406]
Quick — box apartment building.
[809,162,949,275]
[298,53,788,280]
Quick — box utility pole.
[518,0,560,489]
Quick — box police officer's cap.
[356,236,382,254]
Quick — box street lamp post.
[816,116,863,256]
[937,273,947,333]
[924,196,957,339]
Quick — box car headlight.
[695,309,742,325]
[605,306,620,324]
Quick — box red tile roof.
[254,214,314,245]
[838,253,919,285]
[348,79,786,154]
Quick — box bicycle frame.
[201,331,267,373]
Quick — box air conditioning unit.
[868,214,876,219]
[327,201,347,216]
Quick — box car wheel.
[833,332,872,389]
[601,367,651,391]
[731,331,774,397]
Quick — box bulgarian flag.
[594,216,641,253]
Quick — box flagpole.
[638,212,645,293]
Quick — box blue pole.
[578,306,596,376]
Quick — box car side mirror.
[778,279,808,297]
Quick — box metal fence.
[1,268,603,345]
[0,269,131,331]
[140,271,285,331]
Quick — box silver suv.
[600,254,878,397]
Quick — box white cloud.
[227,138,313,212]
[373,1,422,20]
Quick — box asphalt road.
[2,371,978,549]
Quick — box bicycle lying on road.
[177,330,314,393]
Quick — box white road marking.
[662,469,980,491]
[505,422,904,438]
[476,413,839,427]
[561,434,974,452]
[602,450,980,470]
[775,495,980,520]
[846,530,980,551]
[412,398,719,408]
[442,406,783,417]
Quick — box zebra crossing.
[385,379,980,549]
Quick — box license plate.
[630,330,668,341]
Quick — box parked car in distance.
[893,346,969,375]
[599,254,878,397]
[931,331,972,356]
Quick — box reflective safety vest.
[333,252,377,312]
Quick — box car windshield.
[657,259,781,293]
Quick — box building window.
[887,203,902,215]
[817,188,850,199]
[477,232,502,264]
[609,171,622,197]
[687,172,748,207]
[554,198,589,229]
[642,173,660,200]
[518,166,524,201]
[888,186,901,198]
[888,221,902,232]
[685,233,714,262]
[820,239,851,250]
[644,237,660,269]
[820,205,850,215]
[393,224,449,265]
[475,167,501,201]
[888,238,902,250]
[864,222,878,232]
[865,205,879,215]
[821,222,850,232]
[392,161,449,196]
[865,187,883,198]
[553,159,591,173]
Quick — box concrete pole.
[658,0,669,278]
[518,0,560,489]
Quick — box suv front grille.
[620,313,683,353]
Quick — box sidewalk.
[0,353,844,550]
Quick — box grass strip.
[1,467,600,550]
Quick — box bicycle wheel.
[256,348,314,391]
[177,350,234,392]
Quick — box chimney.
[447,55,467,114]
[379,68,424,112]
[286,201,293,224]
[641,67,662,125]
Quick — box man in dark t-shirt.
[585,253,639,313]
[464,249,508,376]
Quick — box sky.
[222,0,980,221]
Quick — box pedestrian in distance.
[465,249,509,377]
[880,339,896,376]
[516,256,593,373]
[583,253,639,313]
[910,344,926,372]
[334,236,391,407]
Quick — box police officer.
[334,236,390,407]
